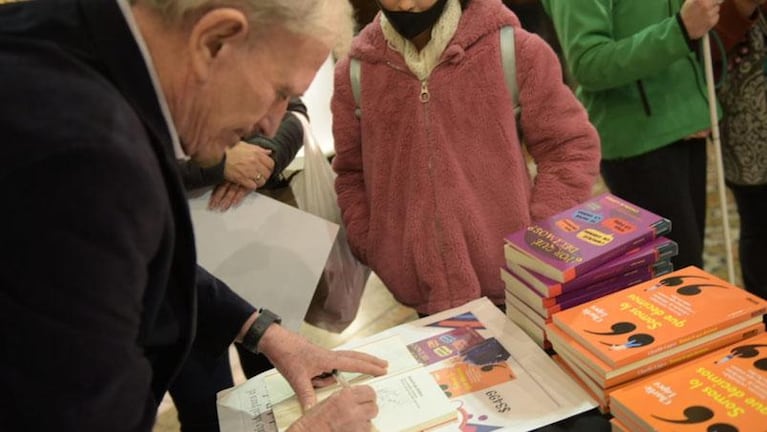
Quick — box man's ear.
[188,8,249,80]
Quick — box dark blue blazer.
[0,1,255,430]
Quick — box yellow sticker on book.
[577,228,614,246]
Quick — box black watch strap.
[241,308,282,354]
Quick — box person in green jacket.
[541,0,723,269]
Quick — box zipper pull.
[420,80,430,103]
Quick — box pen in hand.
[334,370,350,388]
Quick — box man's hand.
[207,181,250,211]
[224,141,275,189]
[681,0,723,39]
[257,324,388,409]
[286,386,378,432]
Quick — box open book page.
[262,335,420,406]
[270,335,452,432]
[217,297,596,432]
[368,367,457,432]
[272,365,457,432]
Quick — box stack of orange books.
[609,331,767,431]
[545,266,767,413]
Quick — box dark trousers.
[600,138,707,270]
[729,182,767,300]
[168,348,234,432]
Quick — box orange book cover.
[551,266,767,368]
[548,321,765,388]
[430,338,515,398]
[609,331,767,431]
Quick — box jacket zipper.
[420,80,430,103]
[385,60,449,303]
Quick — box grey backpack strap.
[500,26,520,120]
[350,57,362,118]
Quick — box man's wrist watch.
[241,308,282,354]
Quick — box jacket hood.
[350,0,520,65]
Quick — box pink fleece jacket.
[331,0,600,314]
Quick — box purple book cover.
[504,261,673,319]
[503,193,671,283]
[546,261,674,315]
[511,236,678,297]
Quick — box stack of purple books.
[501,193,676,349]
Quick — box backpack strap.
[500,25,521,121]
[350,57,362,118]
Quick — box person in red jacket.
[332,0,600,316]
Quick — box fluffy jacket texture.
[332,0,600,314]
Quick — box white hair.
[133,0,354,56]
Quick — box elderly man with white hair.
[0,1,385,431]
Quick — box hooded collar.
[350,0,520,68]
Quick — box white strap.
[350,58,362,118]
[500,26,520,119]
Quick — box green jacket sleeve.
[542,0,693,91]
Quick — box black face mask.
[379,0,449,40]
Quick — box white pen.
[334,370,350,388]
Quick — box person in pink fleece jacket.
[332,0,601,315]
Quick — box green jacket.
[542,0,717,159]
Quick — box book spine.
[508,262,564,297]
[556,241,676,295]
[649,218,672,237]
[600,324,764,388]
[547,283,636,316]
[570,231,660,281]
[545,265,672,316]
[599,308,767,368]
[556,254,657,294]
[555,266,659,305]
[501,267,548,317]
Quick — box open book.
[217,298,597,432]
[267,335,457,432]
